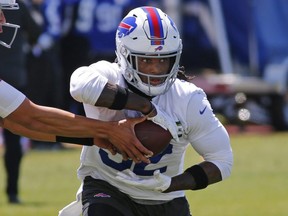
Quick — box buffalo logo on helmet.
[117,17,137,38]
[155,46,163,51]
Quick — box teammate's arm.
[3,98,152,163]
[1,116,55,141]
[2,118,121,154]
[6,97,111,137]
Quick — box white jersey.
[0,80,25,118]
[70,61,233,201]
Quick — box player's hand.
[146,102,179,141]
[94,138,141,162]
[116,169,171,192]
[93,138,117,155]
[106,116,153,164]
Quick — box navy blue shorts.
[82,176,192,216]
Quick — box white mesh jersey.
[70,61,233,202]
[0,80,25,118]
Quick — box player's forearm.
[3,118,94,146]
[3,118,56,141]
[96,83,152,114]
[28,107,111,138]
[164,161,222,192]
[7,98,110,138]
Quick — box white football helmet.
[116,6,182,96]
[0,0,20,48]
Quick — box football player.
[60,6,233,216]
[0,0,152,163]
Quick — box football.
[135,120,172,156]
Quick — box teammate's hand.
[93,138,117,155]
[116,169,171,192]
[106,116,153,164]
[146,102,179,141]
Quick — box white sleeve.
[186,92,233,180]
[70,65,108,105]
[191,127,233,180]
[0,80,26,118]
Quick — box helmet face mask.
[0,0,20,48]
[0,22,20,48]
[116,6,182,96]
[126,53,179,96]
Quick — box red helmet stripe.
[142,7,164,45]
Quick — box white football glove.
[116,169,171,192]
[147,102,179,141]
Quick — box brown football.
[135,120,172,156]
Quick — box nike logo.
[199,105,207,115]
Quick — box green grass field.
[1,132,288,216]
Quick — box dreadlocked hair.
[177,66,195,81]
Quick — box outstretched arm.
[1,117,58,142]
[4,98,152,163]
[6,98,110,137]
[1,118,118,155]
